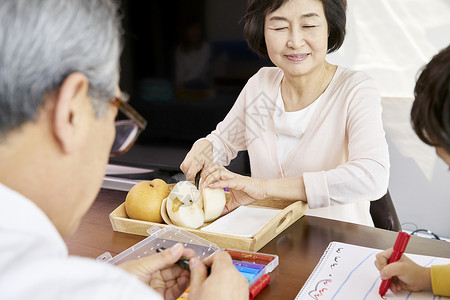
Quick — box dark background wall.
[110,0,272,174]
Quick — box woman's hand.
[374,248,432,293]
[180,140,213,181]
[188,251,248,300]
[221,189,258,215]
[202,164,266,200]
[118,243,195,300]
[200,164,267,213]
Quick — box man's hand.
[119,243,195,300]
[188,251,248,300]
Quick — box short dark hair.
[243,0,347,57]
[411,45,450,153]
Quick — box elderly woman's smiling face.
[264,0,328,78]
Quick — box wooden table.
[65,189,450,299]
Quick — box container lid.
[97,225,220,264]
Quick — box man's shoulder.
[0,254,162,299]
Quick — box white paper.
[105,164,154,175]
[296,241,450,300]
[200,206,282,238]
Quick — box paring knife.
[194,172,201,190]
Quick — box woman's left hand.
[200,164,267,213]
[202,164,266,199]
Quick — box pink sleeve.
[205,85,250,166]
[305,76,390,207]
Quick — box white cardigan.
[205,66,390,226]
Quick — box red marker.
[249,274,270,300]
[379,232,411,297]
[225,250,274,265]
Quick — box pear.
[202,187,226,222]
[160,197,173,225]
[125,179,170,223]
[166,181,204,228]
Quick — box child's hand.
[375,248,432,293]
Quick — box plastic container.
[97,225,278,286]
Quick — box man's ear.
[52,72,89,154]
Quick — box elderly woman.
[181,0,389,226]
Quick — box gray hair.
[0,0,122,138]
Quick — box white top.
[274,88,322,165]
[0,183,162,300]
[205,66,390,226]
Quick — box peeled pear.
[202,187,226,222]
[160,197,173,225]
[166,181,204,229]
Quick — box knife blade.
[194,172,201,190]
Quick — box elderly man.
[0,0,247,299]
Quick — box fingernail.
[171,243,183,254]
[189,257,199,268]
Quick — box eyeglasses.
[110,92,147,157]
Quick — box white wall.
[328,0,450,98]
[382,98,450,239]
[327,0,450,238]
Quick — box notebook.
[296,241,450,299]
